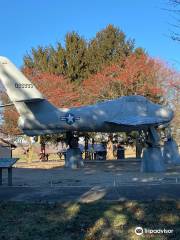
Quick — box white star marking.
[66,114,74,124]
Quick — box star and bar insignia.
[60,113,80,125]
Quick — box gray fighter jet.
[0,56,173,136]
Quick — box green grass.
[0,201,179,240]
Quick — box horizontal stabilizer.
[105,116,170,126]
[16,98,44,103]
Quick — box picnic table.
[0,158,19,186]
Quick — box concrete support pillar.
[163,139,180,165]
[65,148,84,169]
[136,131,142,158]
[0,168,2,185]
[8,167,12,186]
[65,132,84,169]
[84,135,89,160]
[141,146,166,172]
[141,127,166,173]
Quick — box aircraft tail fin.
[0,56,60,136]
[0,56,44,103]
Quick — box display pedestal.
[141,146,166,172]
[163,139,180,165]
[65,148,84,169]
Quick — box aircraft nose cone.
[157,106,174,121]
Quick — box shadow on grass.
[0,200,179,240]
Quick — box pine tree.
[87,24,134,74]
[65,32,88,82]
[47,44,66,75]
[24,46,49,72]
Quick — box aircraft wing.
[105,116,171,126]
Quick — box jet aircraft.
[0,56,173,137]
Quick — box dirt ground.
[1,160,180,188]
[12,146,137,163]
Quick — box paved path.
[2,161,180,187]
[0,184,180,202]
[1,161,180,202]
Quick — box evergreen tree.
[24,46,49,72]
[23,25,143,81]
[47,44,66,75]
[87,24,134,74]
[134,47,146,58]
[65,32,88,82]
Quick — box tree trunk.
[106,140,114,160]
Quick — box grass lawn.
[0,200,179,240]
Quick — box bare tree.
[169,0,180,41]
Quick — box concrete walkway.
[0,184,180,202]
[7,161,180,187]
[1,161,180,202]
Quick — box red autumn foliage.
[0,93,20,135]
[23,68,81,108]
[82,53,168,104]
[1,53,179,135]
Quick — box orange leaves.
[24,52,176,108]
[1,53,179,135]
[2,105,20,135]
[23,69,81,108]
[20,55,180,108]
[82,53,166,103]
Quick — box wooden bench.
[0,158,19,186]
